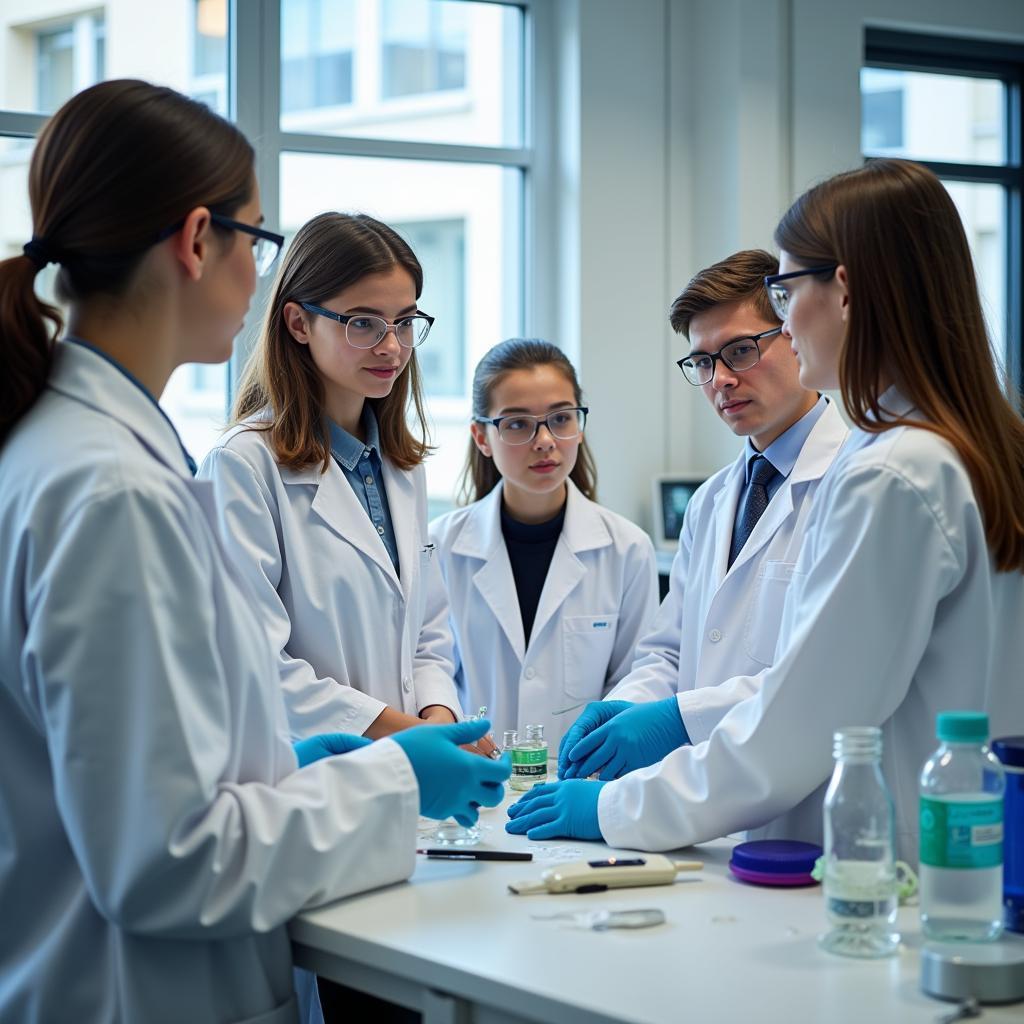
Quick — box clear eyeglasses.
[763,264,838,320]
[676,327,782,386]
[299,302,435,348]
[474,407,588,445]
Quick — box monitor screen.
[657,478,702,545]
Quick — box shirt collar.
[743,394,828,483]
[327,405,381,470]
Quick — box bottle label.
[511,747,548,779]
[919,796,1003,869]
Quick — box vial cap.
[992,735,1024,769]
[936,711,989,743]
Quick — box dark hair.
[0,79,255,446]
[457,338,597,504]
[775,157,1024,572]
[232,212,432,472]
[669,249,780,337]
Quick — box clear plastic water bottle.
[820,726,900,958]
[920,711,1005,942]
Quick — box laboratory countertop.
[290,793,1023,1024]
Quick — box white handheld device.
[508,854,702,895]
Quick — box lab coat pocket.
[562,614,619,699]
[743,560,798,667]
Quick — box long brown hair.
[457,338,597,505]
[0,80,254,446]
[775,157,1024,571]
[232,212,431,472]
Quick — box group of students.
[1,78,1023,1024]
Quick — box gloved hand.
[391,719,511,826]
[558,700,633,778]
[505,780,606,841]
[293,732,373,768]
[562,696,689,780]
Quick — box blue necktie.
[729,455,778,567]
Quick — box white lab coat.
[598,388,1024,863]
[609,399,848,741]
[430,480,658,749]
[198,420,460,739]
[0,342,420,1024]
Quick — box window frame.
[863,28,1023,399]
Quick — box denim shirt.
[327,407,400,577]
[741,394,829,501]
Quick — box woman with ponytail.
[0,81,506,1024]
[429,339,658,750]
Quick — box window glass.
[0,0,228,116]
[944,180,1007,370]
[279,151,522,501]
[861,68,1006,165]
[280,0,522,148]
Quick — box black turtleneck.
[500,502,567,645]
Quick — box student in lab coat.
[0,80,507,1024]
[508,158,1024,861]
[199,213,495,754]
[429,339,659,750]
[558,250,848,782]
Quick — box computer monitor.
[651,475,704,552]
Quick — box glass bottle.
[510,724,548,791]
[820,726,900,958]
[431,706,492,847]
[920,711,1005,942]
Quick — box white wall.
[559,0,1024,532]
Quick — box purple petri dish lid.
[729,839,822,887]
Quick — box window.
[276,1,527,503]
[0,0,529,492]
[862,30,1023,394]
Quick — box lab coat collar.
[717,399,848,578]
[456,480,612,661]
[47,340,195,479]
[452,478,612,560]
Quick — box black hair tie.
[23,237,58,270]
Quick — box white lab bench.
[290,796,1022,1024]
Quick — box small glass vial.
[510,724,548,791]
[920,711,1005,942]
[431,706,492,847]
[820,726,900,958]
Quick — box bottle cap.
[936,711,989,743]
[728,840,822,887]
[992,735,1024,769]
[920,935,1024,1004]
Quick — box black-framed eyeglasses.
[299,302,434,349]
[474,406,589,445]
[676,327,783,387]
[764,265,838,320]
[157,212,284,277]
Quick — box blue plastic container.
[992,736,1024,933]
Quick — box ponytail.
[0,253,63,444]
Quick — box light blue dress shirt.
[741,394,829,499]
[327,407,401,577]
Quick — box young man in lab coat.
[557,249,848,782]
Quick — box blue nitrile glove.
[391,719,511,826]
[293,732,373,768]
[558,700,634,778]
[505,780,606,841]
[563,696,689,780]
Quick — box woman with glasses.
[199,212,491,754]
[429,339,658,750]
[0,83,506,1024]
[505,158,1024,866]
